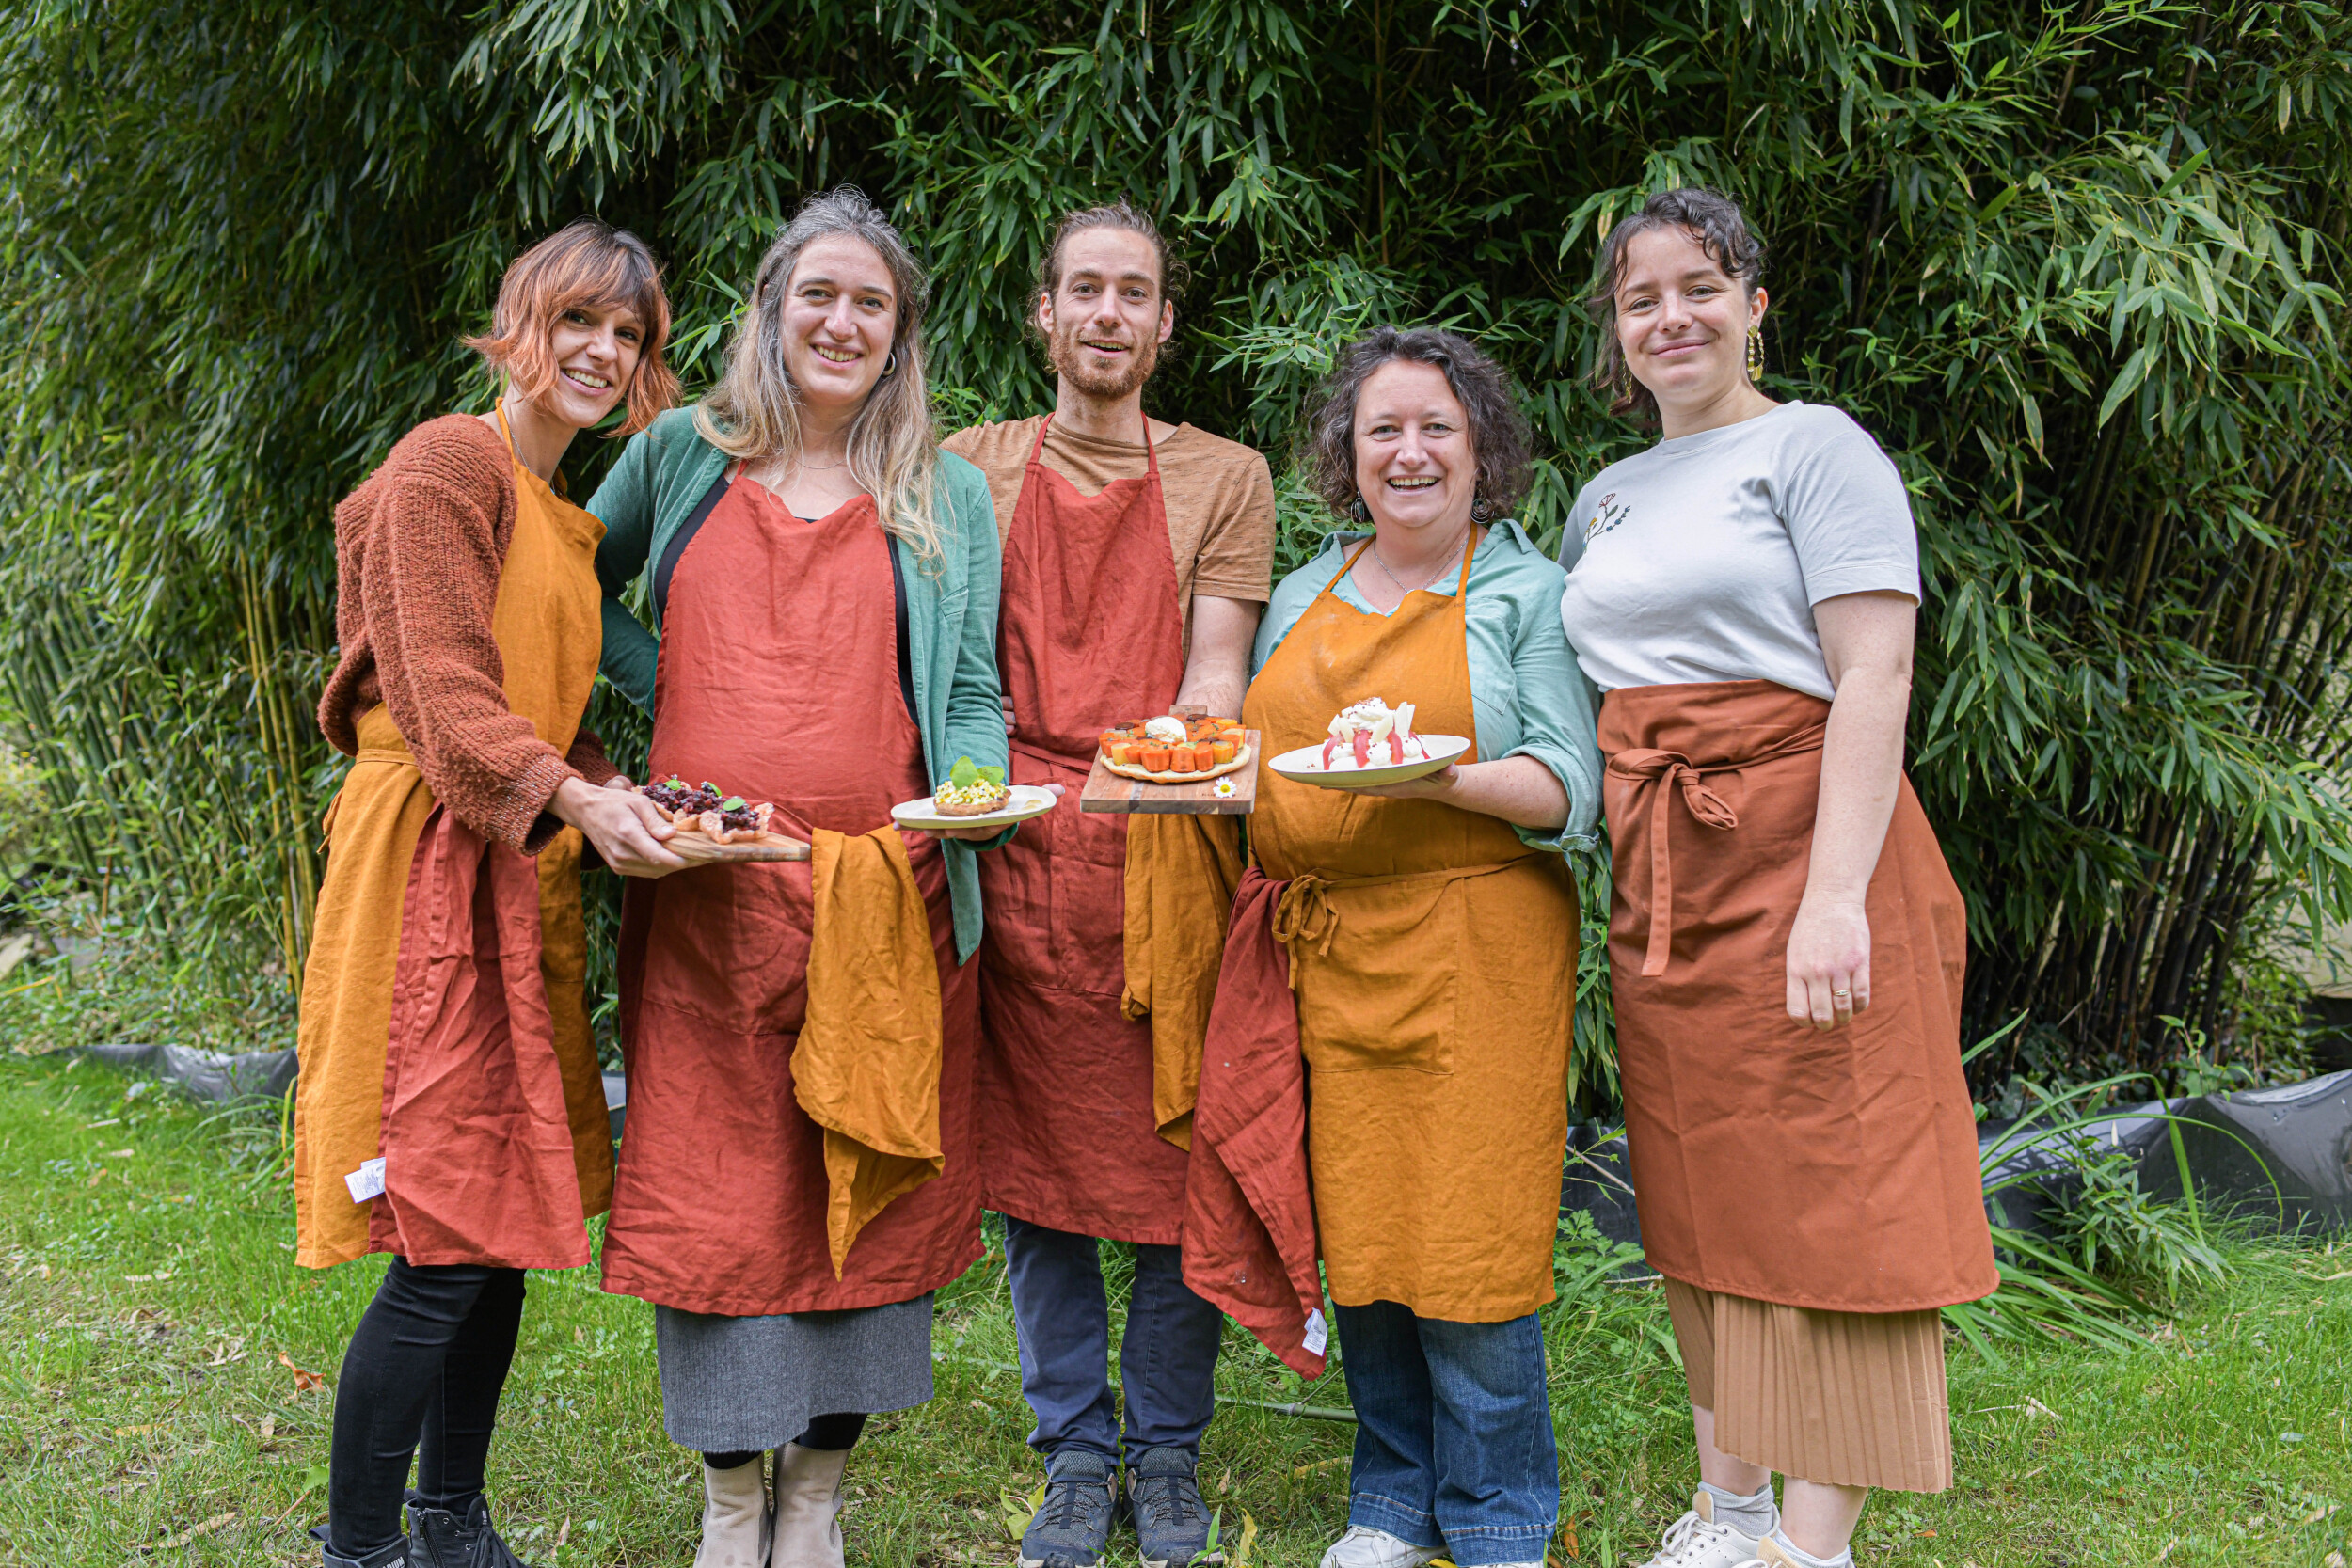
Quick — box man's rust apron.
[599,480,981,1316]
[1600,678,1997,1311]
[296,412,612,1270]
[1243,533,1579,1322]
[977,417,1192,1244]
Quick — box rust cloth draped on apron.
[600,480,980,1315]
[979,415,1210,1244]
[294,428,612,1270]
[1180,867,1325,1375]
[1601,677,1994,1491]
[1212,533,1580,1323]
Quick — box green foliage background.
[4,0,2350,1101]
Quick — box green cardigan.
[587,406,1009,961]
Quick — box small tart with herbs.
[930,756,1010,817]
[640,776,794,845]
[1097,714,1254,784]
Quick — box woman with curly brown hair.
[298,217,683,1568]
[1211,325,1602,1568]
[1560,187,1994,1568]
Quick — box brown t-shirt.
[943,416,1278,625]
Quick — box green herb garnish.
[721,795,746,812]
[947,755,1006,790]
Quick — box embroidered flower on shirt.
[1585,490,1632,542]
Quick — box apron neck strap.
[1030,412,1161,480]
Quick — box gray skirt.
[655,1293,935,1452]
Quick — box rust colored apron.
[600,480,981,1317]
[296,414,612,1270]
[1243,534,1580,1323]
[978,416,1193,1244]
[1600,678,1997,1312]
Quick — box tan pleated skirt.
[1662,1277,1953,1493]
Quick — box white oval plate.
[890,784,1058,833]
[1267,735,1472,790]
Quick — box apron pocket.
[636,862,812,1037]
[1295,879,1463,1076]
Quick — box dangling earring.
[1470,495,1496,524]
[1746,328,1764,383]
[1613,361,1635,406]
[1351,493,1370,523]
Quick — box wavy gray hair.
[697,187,943,562]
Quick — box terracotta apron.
[1244,534,1579,1323]
[1600,678,1997,1312]
[977,417,1193,1244]
[294,414,612,1269]
[600,480,982,1317]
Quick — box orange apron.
[1600,679,1997,1311]
[978,417,1193,1244]
[295,414,612,1269]
[600,481,982,1316]
[1242,534,1579,1323]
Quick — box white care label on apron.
[344,1157,387,1203]
[1302,1309,1328,1356]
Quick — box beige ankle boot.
[770,1442,850,1568]
[696,1455,772,1568]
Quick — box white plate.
[891,784,1058,832]
[1267,735,1472,790]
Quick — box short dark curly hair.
[1303,326,1533,521]
[1587,186,1767,420]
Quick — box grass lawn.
[0,1044,2345,1567]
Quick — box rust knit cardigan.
[318,414,617,853]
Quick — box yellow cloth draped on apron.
[1241,531,1579,1323]
[294,419,612,1268]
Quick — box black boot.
[310,1523,411,1568]
[404,1492,540,1568]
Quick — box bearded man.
[945,200,1275,1568]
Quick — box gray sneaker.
[1019,1449,1121,1568]
[1127,1447,1222,1568]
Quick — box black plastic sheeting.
[79,1040,298,1101]
[1564,1069,2352,1243]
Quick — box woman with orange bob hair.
[296,217,685,1568]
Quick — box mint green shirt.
[1251,520,1603,851]
[586,407,1009,961]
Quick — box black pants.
[702,1411,867,1471]
[327,1259,525,1556]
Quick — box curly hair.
[1586,186,1768,420]
[1303,326,1533,520]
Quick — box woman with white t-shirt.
[1557,188,1995,1568]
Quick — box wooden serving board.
[664,832,811,863]
[1081,729,1262,816]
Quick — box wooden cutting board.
[1079,729,1262,816]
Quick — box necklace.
[1366,520,1473,595]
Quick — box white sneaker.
[1319,1526,1444,1568]
[1635,1490,1765,1568]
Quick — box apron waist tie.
[1269,857,1535,989]
[1608,723,1826,976]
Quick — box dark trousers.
[327,1259,525,1557]
[1001,1214,1223,1461]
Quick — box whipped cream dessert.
[1313,698,1429,770]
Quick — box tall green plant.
[4,0,2349,1089]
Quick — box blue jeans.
[1001,1215,1223,1460]
[1335,1301,1559,1565]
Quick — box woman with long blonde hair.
[587,186,1009,1568]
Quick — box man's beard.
[1051,318,1159,401]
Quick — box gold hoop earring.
[1746,329,1764,382]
